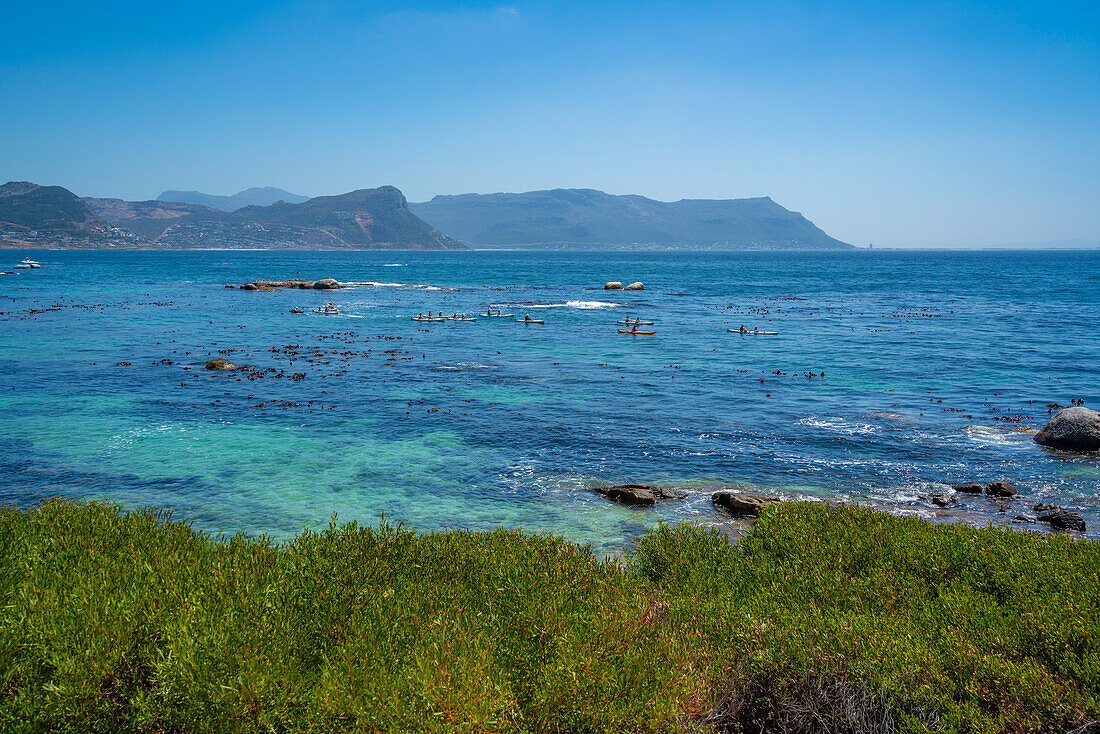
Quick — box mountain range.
[411,189,851,249]
[1,181,852,250]
[157,187,309,212]
[0,182,462,250]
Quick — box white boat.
[515,318,545,324]
[728,328,779,335]
[450,317,477,321]
[412,316,446,322]
[315,306,340,315]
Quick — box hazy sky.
[1,1,1097,247]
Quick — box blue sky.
[1,0,1097,247]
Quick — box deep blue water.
[2,249,1098,546]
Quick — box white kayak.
[412,317,446,322]
[617,319,654,325]
[728,329,779,335]
[451,317,477,321]
[484,313,514,317]
[515,319,545,324]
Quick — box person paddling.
[739,324,747,334]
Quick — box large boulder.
[624,282,644,290]
[1035,407,1100,452]
[712,492,781,517]
[313,278,340,290]
[205,358,239,371]
[1037,510,1086,532]
[594,484,687,506]
[240,283,258,291]
[951,482,983,494]
[604,281,623,290]
[985,481,1018,498]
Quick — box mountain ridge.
[412,188,852,249]
[157,187,309,212]
[0,181,464,250]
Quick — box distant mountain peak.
[157,187,309,212]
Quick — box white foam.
[520,301,621,309]
[798,416,878,436]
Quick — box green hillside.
[0,182,103,232]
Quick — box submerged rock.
[985,481,1018,498]
[604,281,624,290]
[712,492,781,517]
[624,281,644,290]
[1035,407,1100,452]
[1034,502,1059,513]
[1037,510,1086,532]
[951,482,984,494]
[593,484,687,507]
[931,493,955,508]
[240,283,258,291]
[205,358,239,371]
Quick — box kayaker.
[524,313,531,322]
[739,325,747,333]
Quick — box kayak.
[412,316,446,321]
[727,329,779,335]
[289,308,304,314]
[616,319,654,325]
[484,313,514,317]
[619,329,656,335]
[515,319,545,324]
[451,317,477,321]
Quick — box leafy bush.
[2,500,1098,732]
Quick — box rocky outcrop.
[712,492,781,517]
[604,281,623,290]
[951,482,983,494]
[1037,509,1086,532]
[593,484,687,507]
[985,481,1018,498]
[1035,407,1100,452]
[238,278,342,290]
[205,358,239,370]
[624,282,644,290]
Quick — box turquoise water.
[2,250,1098,546]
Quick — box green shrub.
[2,499,1098,732]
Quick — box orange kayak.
[618,329,655,335]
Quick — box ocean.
[2,249,1098,547]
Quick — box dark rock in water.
[238,278,342,291]
[985,481,1018,498]
[1037,510,1086,532]
[1013,515,1036,523]
[593,484,687,506]
[712,492,781,517]
[205,357,239,370]
[1034,502,1059,513]
[1035,407,1100,452]
[931,493,955,508]
[951,482,983,494]
[224,284,238,289]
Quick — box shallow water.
[2,249,1098,547]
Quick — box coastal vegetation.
[2,500,1098,733]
